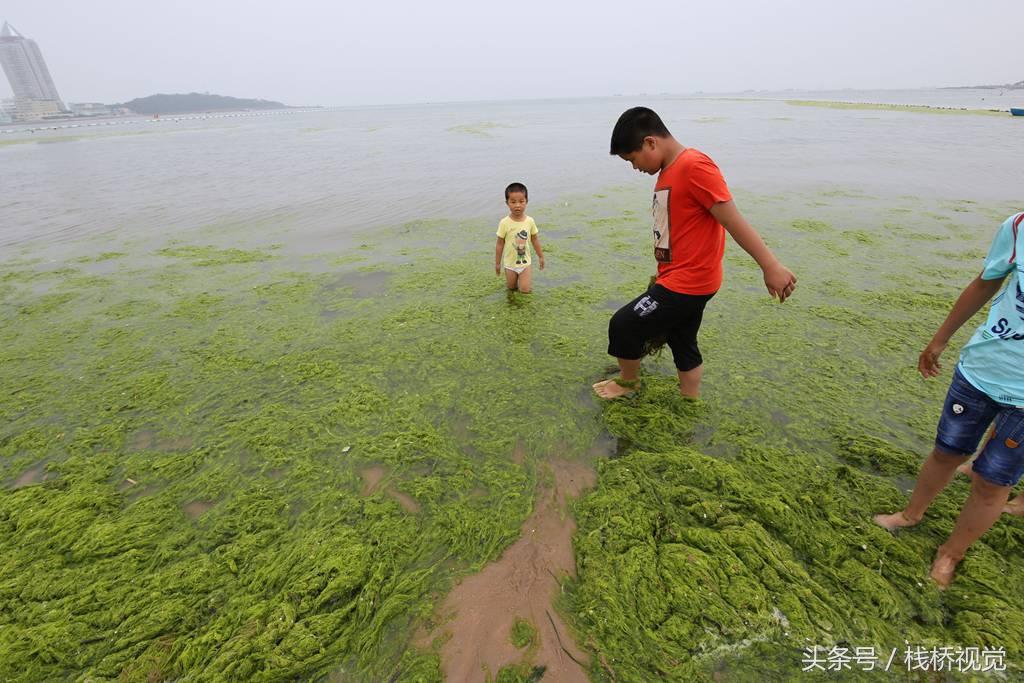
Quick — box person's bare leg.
[930,476,1012,589]
[959,424,995,479]
[873,448,964,530]
[677,364,703,399]
[957,458,979,480]
[594,358,640,399]
[517,266,532,294]
[1004,495,1024,516]
[504,269,518,291]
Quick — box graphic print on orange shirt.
[652,188,671,262]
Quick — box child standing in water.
[594,107,797,400]
[495,182,545,293]
[875,211,1024,588]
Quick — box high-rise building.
[0,22,66,112]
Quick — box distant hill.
[118,93,288,115]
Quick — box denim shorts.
[935,367,1024,486]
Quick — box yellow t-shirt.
[496,216,538,269]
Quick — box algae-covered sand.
[2,187,1023,681]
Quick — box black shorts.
[607,284,715,371]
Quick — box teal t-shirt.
[958,212,1024,406]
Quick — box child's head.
[505,182,528,218]
[609,107,673,175]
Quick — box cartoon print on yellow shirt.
[514,229,529,265]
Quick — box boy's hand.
[539,256,545,270]
[495,263,501,276]
[763,262,797,302]
[919,339,948,378]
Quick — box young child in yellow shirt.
[495,182,545,293]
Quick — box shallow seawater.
[3,96,1024,680]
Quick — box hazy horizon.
[2,1,1022,107]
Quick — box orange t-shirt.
[651,148,732,295]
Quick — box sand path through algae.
[2,186,1023,681]
[422,457,594,682]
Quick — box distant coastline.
[943,79,1024,90]
[117,93,295,115]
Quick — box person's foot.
[872,510,921,531]
[1004,495,1024,516]
[592,378,638,400]
[929,550,961,590]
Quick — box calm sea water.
[2,89,1021,255]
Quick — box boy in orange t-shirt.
[593,107,797,400]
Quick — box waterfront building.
[68,102,112,117]
[0,98,14,123]
[0,22,66,115]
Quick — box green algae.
[2,187,1023,681]
[555,193,1024,679]
[791,218,829,233]
[495,663,546,682]
[446,122,512,138]
[0,218,611,680]
[157,244,275,267]
[786,100,1005,117]
[0,135,83,146]
[510,617,537,649]
[71,251,128,263]
[842,229,877,244]
[567,417,1020,680]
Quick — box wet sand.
[360,464,421,514]
[12,461,51,489]
[425,458,595,682]
[182,500,215,519]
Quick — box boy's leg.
[957,422,996,479]
[594,288,670,399]
[874,448,964,530]
[665,292,713,399]
[517,266,533,293]
[594,358,641,399]
[931,409,1024,586]
[504,268,519,290]
[1005,494,1024,516]
[677,365,703,399]
[930,476,1012,588]
[874,368,998,531]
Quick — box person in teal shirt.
[875,211,1024,588]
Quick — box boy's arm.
[531,234,545,269]
[919,273,1007,378]
[709,200,797,302]
[495,237,504,275]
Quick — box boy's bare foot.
[872,510,921,531]
[592,378,638,400]
[929,551,961,590]
[1004,495,1024,516]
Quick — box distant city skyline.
[0,22,64,108]
[1,2,1022,107]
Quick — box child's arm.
[495,237,504,276]
[710,201,797,302]
[919,273,1007,378]
[531,234,545,270]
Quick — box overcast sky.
[2,0,1021,105]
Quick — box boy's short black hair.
[609,107,672,155]
[505,182,528,200]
